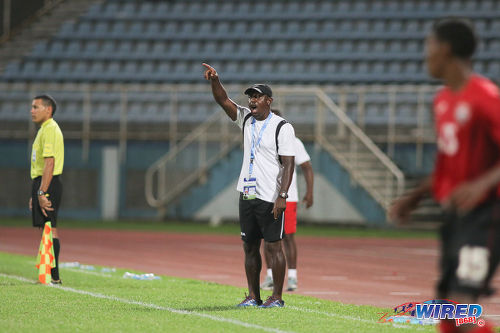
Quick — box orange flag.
[35,222,56,284]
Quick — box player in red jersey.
[390,18,500,333]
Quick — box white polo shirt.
[288,137,311,202]
[235,105,296,203]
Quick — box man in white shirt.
[203,63,296,308]
[261,110,314,292]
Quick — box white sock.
[267,269,273,278]
[288,269,297,279]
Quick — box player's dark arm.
[280,156,295,195]
[447,163,500,213]
[474,164,500,191]
[272,156,294,219]
[38,157,55,217]
[202,63,238,121]
[300,161,314,208]
[449,93,500,213]
[388,176,432,223]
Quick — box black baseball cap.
[244,84,273,97]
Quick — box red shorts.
[284,202,297,235]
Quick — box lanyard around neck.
[249,112,272,176]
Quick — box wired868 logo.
[379,299,485,327]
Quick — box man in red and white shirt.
[390,18,500,333]
[261,110,314,292]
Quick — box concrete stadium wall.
[0,139,169,220]
[0,140,435,223]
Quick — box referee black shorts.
[31,176,62,228]
[437,199,500,298]
[239,193,284,243]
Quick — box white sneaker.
[287,277,297,291]
[260,276,274,290]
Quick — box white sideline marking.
[65,268,112,277]
[288,305,374,324]
[1,273,428,331]
[287,306,424,330]
[389,292,422,296]
[0,273,292,333]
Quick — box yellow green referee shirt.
[31,118,64,179]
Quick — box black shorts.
[437,200,500,298]
[239,193,284,242]
[32,176,62,228]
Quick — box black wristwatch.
[279,192,288,199]
[37,190,46,197]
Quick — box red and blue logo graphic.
[379,299,485,327]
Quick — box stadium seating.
[2,0,499,84]
[1,0,499,126]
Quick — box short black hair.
[432,18,477,59]
[33,94,57,116]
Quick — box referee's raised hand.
[202,63,218,81]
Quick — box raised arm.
[202,63,238,121]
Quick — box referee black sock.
[51,238,60,281]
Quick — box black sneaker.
[50,279,62,285]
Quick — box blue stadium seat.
[138,2,153,15]
[479,0,494,11]
[95,21,108,34]
[103,2,118,14]
[83,41,98,55]
[117,41,132,56]
[73,61,88,74]
[1,0,499,86]
[102,41,115,55]
[32,41,48,54]
[121,2,136,15]
[107,61,121,75]
[68,41,83,56]
[50,41,64,54]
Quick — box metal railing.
[144,110,241,212]
[142,85,407,214]
[313,88,405,208]
[0,82,438,212]
[322,85,437,168]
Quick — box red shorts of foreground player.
[284,202,297,235]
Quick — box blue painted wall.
[1,139,438,222]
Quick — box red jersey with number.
[432,74,500,203]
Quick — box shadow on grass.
[179,305,247,312]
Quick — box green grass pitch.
[0,251,437,333]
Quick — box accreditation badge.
[243,177,257,200]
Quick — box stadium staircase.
[145,111,242,218]
[0,0,102,73]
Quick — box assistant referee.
[29,94,64,284]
